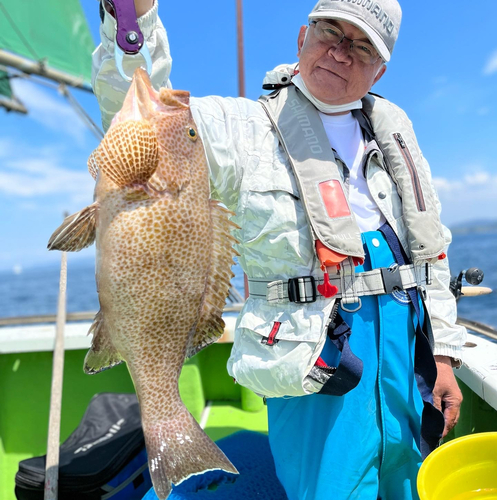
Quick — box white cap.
[308,0,402,62]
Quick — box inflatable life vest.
[258,84,446,290]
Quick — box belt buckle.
[288,276,316,303]
[380,264,403,294]
[425,263,433,286]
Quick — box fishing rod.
[450,266,496,341]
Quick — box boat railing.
[0,303,246,328]
[3,309,497,343]
[457,317,497,343]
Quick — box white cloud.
[464,171,491,186]
[483,50,497,75]
[432,177,462,193]
[0,137,16,158]
[10,79,90,146]
[18,202,40,211]
[433,168,497,225]
[0,139,94,204]
[434,169,497,193]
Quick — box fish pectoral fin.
[98,121,159,187]
[84,310,123,374]
[186,200,239,358]
[47,203,98,252]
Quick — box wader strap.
[378,222,444,458]
[339,257,360,306]
[315,314,363,397]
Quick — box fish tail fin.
[144,404,238,498]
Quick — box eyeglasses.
[309,20,381,65]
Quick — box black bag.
[15,393,151,500]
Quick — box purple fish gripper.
[106,0,153,82]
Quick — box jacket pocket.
[227,307,330,398]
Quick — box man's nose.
[328,42,352,64]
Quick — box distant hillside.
[450,219,497,235]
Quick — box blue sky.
[0,0,496,272]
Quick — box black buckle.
[380,264,403,294]
[288,276,316,304]
[425,263,433,286]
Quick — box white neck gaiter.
[292,73,363,114]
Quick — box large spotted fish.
[48,68,239,498]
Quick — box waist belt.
[248,262,431,304]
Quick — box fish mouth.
[112,68,191,127]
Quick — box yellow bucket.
[418,432,497,499]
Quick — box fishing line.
[59,84,105,140]
[2,68,104,139]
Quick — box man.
[93,1,465,498]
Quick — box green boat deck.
[0,340,267,500]
[1,322,497,500]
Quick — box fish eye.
[187,127,198,141]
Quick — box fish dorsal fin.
[186,200,239,358]
[47,203,98,252]
[84,310,124,374]
[97,121,159,187]
[159,89,190,108]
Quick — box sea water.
[0,231,496,333]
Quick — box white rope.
[44,252,67,500]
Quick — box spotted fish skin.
[48,68,239,499]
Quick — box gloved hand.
[102,0,154,18]
[133,0,154,17]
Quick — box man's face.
[297,19,386,105]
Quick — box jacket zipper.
[393,133,426,212]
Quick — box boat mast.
[236,0,245,98]
[236,0,250,298]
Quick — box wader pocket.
[228,312,329,399]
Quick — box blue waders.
[267,230,442,500]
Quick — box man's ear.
[297,25,307,58]
[373,64,387,86]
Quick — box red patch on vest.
[318,180,351,219]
